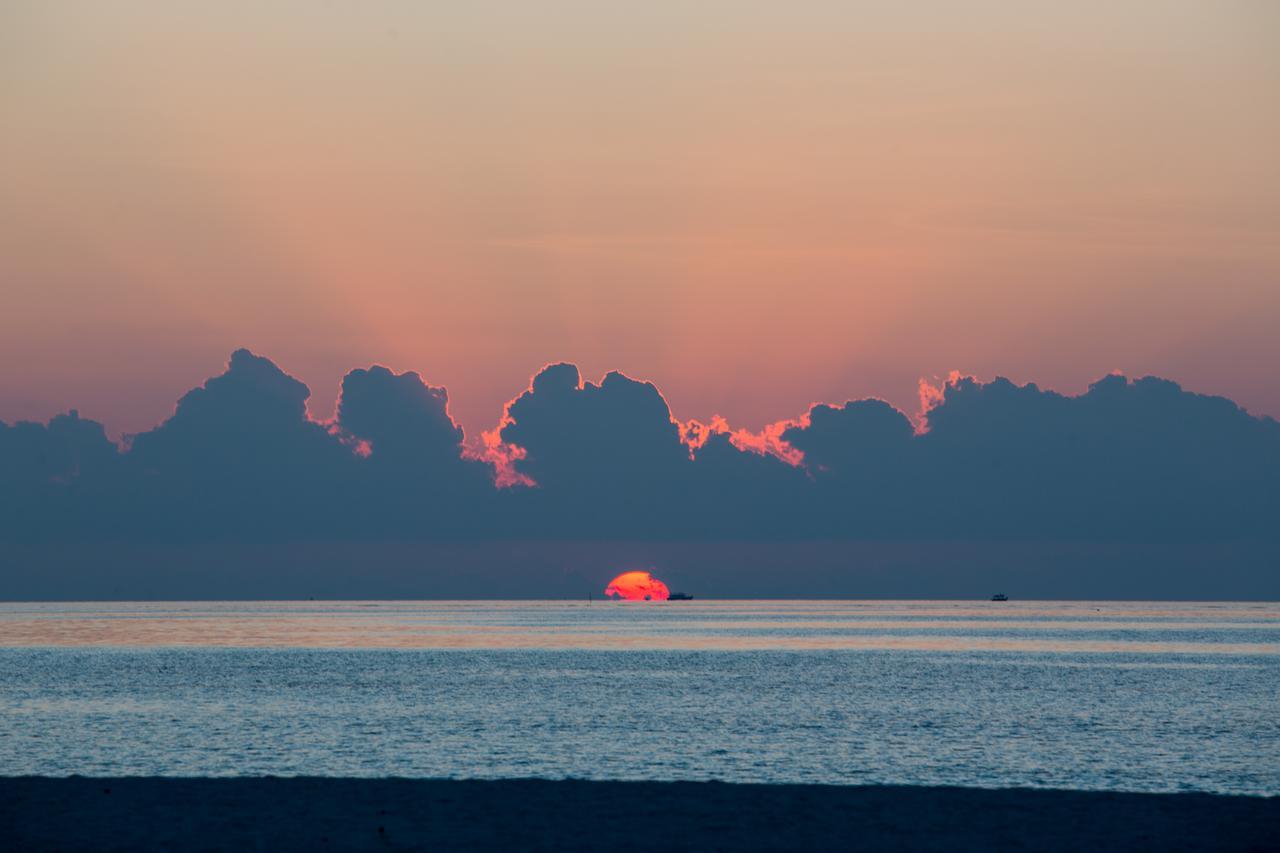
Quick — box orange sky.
[2,1,1278,438]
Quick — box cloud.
[683,427,813,536]
[768,371,1280,539]
[0,409,120,539]
[128,348,338,474]
[498,364,690,491]
[336,365,464,464]
[687,415,807,467]
[334,364,493,533]
[909,372,1280,537]
[118,349,354,538]
[2,352,1278,583]
[783,399,913,475]
[1,409,118,486]
[489,364,696,535]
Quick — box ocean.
[1,600,1276,794]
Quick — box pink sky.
[2,2,1278,438]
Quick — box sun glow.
[604,571,670,601]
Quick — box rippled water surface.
[1,600,1277,793]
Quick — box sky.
[2,1,1279,442]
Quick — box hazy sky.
[3,1,1278,439]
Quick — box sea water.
[1,600,1276,794]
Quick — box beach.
[3,777,1277,851]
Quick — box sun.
[604,571,670,601]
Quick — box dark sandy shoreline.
[2,777,1276,851]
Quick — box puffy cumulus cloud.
[492,364,696,535]
[1,353,1278,551]
[335,365,493,533]
[337,366,464,465]
[499,364,690,489]
[130,348,338,463]
[771,399,919,536]
[686,415,806,467]
[783,399,913,476]
[911,373,1280,537]
[472,425,533,489]
[0,409,118,486]
[772,372,1280,539]
[682,428,814,536]
[0,410,121,539]
[916,370,968,431]
[123,349,355,537]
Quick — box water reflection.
[2,600,1277,654]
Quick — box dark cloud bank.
[2,350,1278,598]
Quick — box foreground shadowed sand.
[3,778,1277,851]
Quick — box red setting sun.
[604,571,670,601]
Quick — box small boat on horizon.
[990,593,1008,602]
[667,592,694,601]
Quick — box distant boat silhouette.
[990,593,1008,602]
[667,592,694,601]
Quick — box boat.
[667,592,694,601]
[990,593,1008,602]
